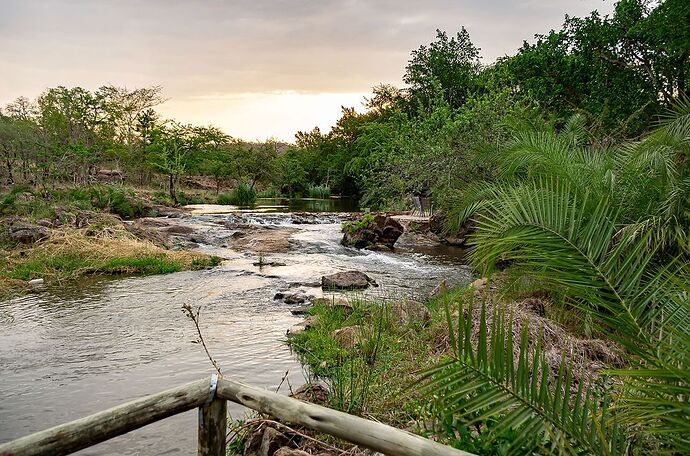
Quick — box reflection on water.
[0,209,471,455]
[186,197,359,214]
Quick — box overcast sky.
[1,0,614,142]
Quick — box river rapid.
[0,206,472,455]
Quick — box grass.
[0,184,155,221]
[306,184,331,199]
[217,183,257,206]
[0,227,220,298]
[286,286,623,454]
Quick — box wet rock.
[273,292,286,300]
[287,315,319,335]
[254,261,287,267]
[332,326,361,349]
[290,305,311,315]
[9,223,49,244]
[244,426,290,456]
[288,281,321,288]
[322,271,378,290]
[284,293,308,304]
[341,214,403,250]
[164,225,194,235]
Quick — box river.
[0,205,471,454]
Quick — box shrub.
[342,213,375,234]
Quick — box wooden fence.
[0,375,476,456]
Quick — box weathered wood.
[198,398,227,456]
[0,378,210,456]
[217,377,476,456]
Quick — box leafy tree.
[404,28,481,109]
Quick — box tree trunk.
[169,174,178,204]
[5,159,14,186]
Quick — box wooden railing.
[0,375,476,456]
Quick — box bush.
[307,184,331,198]
[257,187,282,198]
[342,213,375,234]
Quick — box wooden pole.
[0,378,210,456]
[216,377,476,456]
[198,398,227,456]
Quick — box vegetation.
[0,225,220,298]
[1,0,688,453]
[341,213,375,235]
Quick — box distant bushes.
[217,183,257,206]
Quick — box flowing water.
[0,207,472,455]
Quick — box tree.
[403,28,481,109]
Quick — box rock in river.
[341,214,403,251]
[321,271,378,290]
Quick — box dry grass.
[0,225,218,297]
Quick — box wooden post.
[198,398,227,456]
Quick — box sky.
[1,0,615,142]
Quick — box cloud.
[1,0,615,140]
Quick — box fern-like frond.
[418,297,625,455]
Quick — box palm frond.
[418,297,625,455]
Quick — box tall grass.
[306,184,331,198]
[216,183,257,206]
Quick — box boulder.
[322,271,377,290]
[341,214,403,250]
[9,223,49,244]
[290,305,311,315]
[287,315,319,336]
[332,326,361,349]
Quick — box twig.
[182,303,222,375]
[247,419,349,455]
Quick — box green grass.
[217,183,257,206]
[287,294,446,423]
[306,184,331,198]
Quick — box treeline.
[0,86,302,203]
[289,0,689,209]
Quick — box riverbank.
[241,280,622,455]
[0,186,220,299]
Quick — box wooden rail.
[0,375,476,456]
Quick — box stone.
[9,223,49,244]
[284,293,308,304]
[28,278,44,286]
[287,315,319,336]
[290,305,311,315]
[341,214,404,250]
[322,271,378,290]
[332,326,361,349]
[164,225,195,235]
[470,277,488,292]
[244,426,290,456]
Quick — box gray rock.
[244,427,290,456]
[9,223,49,244]
[322,271,377,290]
[287,315,319,335]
